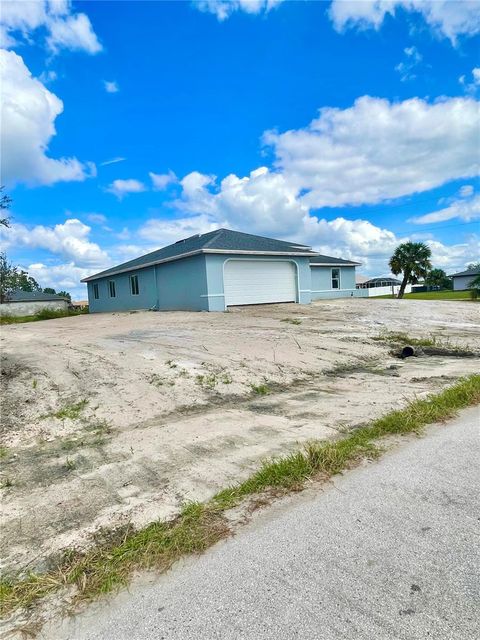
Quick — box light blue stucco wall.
[310,266,366,300]
[155,254,208,311]
[204,254,312,311]
[87,266,157,313]
[87,256,208,313]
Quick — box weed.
[2,375,479,620]
[64,457,76,471]
[32,379,37,390]
[0,309,88,325]
[250,383,269,395]
[373,332,475,356]
[281,318,302,325]
[148,374,164,387]
[0,477,13,489]
[166,360,177,369]
[196,373,217,390]
[0,446,8,459]
[324,360,387,378]
[221,373,233,384]
[50,399,88,421]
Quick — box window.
[108,280,116,297]
[93,283,99,299]
[331,268,340,289]
[130,275,139,296]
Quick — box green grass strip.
[1,374,479,617]
[0,309,87,325]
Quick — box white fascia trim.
[200,293,225,298]
[299,289,311,292]
[82,249,319,282]
[310,262,361,267]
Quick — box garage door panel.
[224,260,297,306]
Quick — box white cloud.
[106,179,147,199]
[409,195,480,225]
[104,80,119,93]
[23,262,92,300]
[194,0,283,21]
[459,67,480,94]
[395,46,422,82]
[100,157,126,166]
[329,0,480,44]
[138,214,221,247]
[0,0,102,53]
[149,170,178,190]
[86,213,108,225]
[264,96,480,209]
[459,184,474,198]
[1,219,110,268]
[0,49,94,186]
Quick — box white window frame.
[130,275,139,296]
[331,268,341,289]
[108,280,116,298]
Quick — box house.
[449,267,480,291]
[82,228,363,313]
[355,276,412,297]
[0,291,69,317]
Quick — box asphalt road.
[51,407,480,640]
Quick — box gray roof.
[82,228,320,282]
[364,277,402,285]
[449,267,480,278]
[310,255,361,266]
[7,290,68,302]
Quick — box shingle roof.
[309,255,361,266]
[7,290,68,302]
[363,277,402,285]
[82,228,319,282]
[449,267,480,278]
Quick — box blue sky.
[1,0,479,299]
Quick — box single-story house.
[0,290,69,317]
[356,277,402,289]
[449,267,480,291]
[82,228,362,313]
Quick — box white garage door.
[224,260,297,306]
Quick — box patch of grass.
[0,309,88,325]
[0,446,9,459]
[375,290,474,301]
[148,373,164,387]
[373,332,475,356]
[281,317,302,325]
[250,383,270,395]
[165,360,177,369]
[2,375,479,620]
[196,369,232,389]
[0,477,13,489]
[50,399,88,421]
[64,457,76,471]
[196,373,218,389]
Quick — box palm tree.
[389,242,432,299]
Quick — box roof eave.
[81,248,320,282]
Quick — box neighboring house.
[356,277,411,297]
[0,291,69,317]
[449,267,480,291]
[82,228,363,313]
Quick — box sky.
[1,0,479,300]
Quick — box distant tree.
[389,242,432,299]
[57,290,71,301]
[0,252,18,302]
[467,261,480,271]
[0,186,12,227]
[16,271,41,292]
[43,287,57,295]
[425,268,451,290]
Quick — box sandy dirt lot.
[1,299,479,574]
